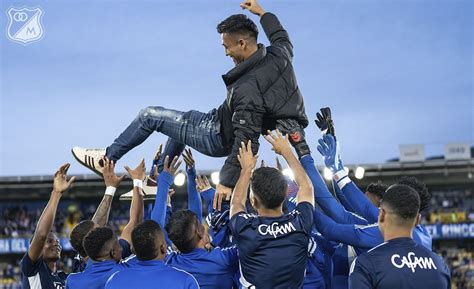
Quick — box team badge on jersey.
[6,7,44,45]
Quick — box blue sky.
[1,0,472,176]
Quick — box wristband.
[133,179,143,189]
[105,186,117,197]
[334,170,351,190]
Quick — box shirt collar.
[222,44,266,86]
[136,259,166,267]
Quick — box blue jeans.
[106,106,228,171]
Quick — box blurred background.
[0,0,472,288]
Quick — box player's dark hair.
[70,220,95,257]
[83,227,114,260]
[251,167,288,209]
[381,184,420,221]
[166,210,199,254]
[397,176,431,213]
[366,181,389,199]
[217,14,258,41]
[132,220,164,261]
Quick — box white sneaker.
[71,147,106,176]
[119,176,157,201]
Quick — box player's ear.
[160,243,166,255]
[378,208,386,224]
[415,213,421,225]
[196,224,204,239]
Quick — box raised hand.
[183,148,195,170]
[214,184,232,211]
[196,175,212,193]
[264,130,293,156]
[275,157,283,171]
[150,144,163,178]
[237,140,258,172]
[275,119,310,159]
[124,159,146,180]
[52,163,76,194]
[317,134,343,173]
[240,0,265,16]
[103,157,126,188]
[315,107,336,139]
[163,156,182,176]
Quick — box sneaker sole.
[71,148,103,177]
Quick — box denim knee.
[138,106,164,119]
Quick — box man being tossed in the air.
[72,0,309,205]
[230,131,314,289]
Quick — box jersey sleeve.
[300,155,367,226]
[20,252,41,277]
[313,208,382,249]
[294,201,314,234]
[229,212,254,241]
[349,255,374,289]
[339,180,379,224]
[220,246,239,268]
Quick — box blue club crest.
[6,7,44,45]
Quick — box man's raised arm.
[230,140,258,218]
[120,159,146,244]
[264,130,314,206]
[92,157,125,226]
[241,0,293,59]
[29,164,75,261]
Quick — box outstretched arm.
[333,179,357,213]
[120,159,146,244]
[240,0,293,59]
[313,208,382,250]
[300,154,367,225]
[29,164,75,261]
[151,156,181,228]
[92,157,126,226]
[334,171,379,224]
[265,130,314,206]
[230,141,258,218]
[196,175,215,215]
[183,149,203,223]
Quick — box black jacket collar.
[222,44,266,86]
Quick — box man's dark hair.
[366,181,389,199]
[397,176,431,213]
[166,210,199,254]
[132,220,164,261]
[251,167,287,209]
[70,220,95,257]
[381,184,420,222]
[83,227,114,260]
[217,14,258,41]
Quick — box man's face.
[221,33,246,65]
[42,232,61,262]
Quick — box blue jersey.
[164,247,239,289]
[331,244,357,289]
[230,202,314,289]
[349,238,450,289]
[66,260,127,289]
[21,253,67,289]
[105,259,199,289]
[304,232,339,289]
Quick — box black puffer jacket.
[217,12,308,187]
